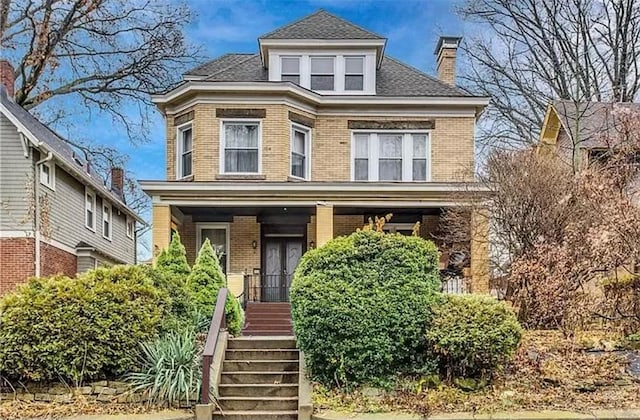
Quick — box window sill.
[287,175,309,182]
[176,175,194,182]
[216,174,266,181]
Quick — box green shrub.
[126,330,201,405]
[0,266,167,383]
[156,232,190,278]
[187,239,243,336]
[425,294,523,380]
[290,230,441,388]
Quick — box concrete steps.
[214,336,299,420]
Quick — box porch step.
[225,349,299,361]
[219,383,299,397]
[242,303,294,337]
[241,329,294,336]
[212,410,297,420]
[223,359,299,372]
[227,336,296,349]
[218,396,298,411]
[220,371,299,384]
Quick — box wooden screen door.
[263,238,303,302]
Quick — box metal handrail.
[200,287,228,404]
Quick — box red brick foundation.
[0,238,77,294]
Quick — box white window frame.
[176,122,193,180]
[219,119,262,175]
[40,160,55,190]
[290,123,311,180]
[126,216,135,240]
[196,223,230,273]
[310,56,336,92]
[102,202,112,241]
[350,130,432,182]
[344,56,365,92]
[85,187,96,232]
[280,56,301,84]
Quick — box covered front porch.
[144,181,490,304]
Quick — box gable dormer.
[259,10,386,95]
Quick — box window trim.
[126,216,135,240]
[344,56,365,92]
[350,130,432,182]
[176,122,193,180]
[280,55,301,84]
[310,56,336,92]
[196,222,230,274]
[290,123,312,180]
[219,119,262,175]
[102,202,112,241]
[40,160,55,190]
[85,187,96,232]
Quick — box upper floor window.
[352,132,430,182]
[221,121,261,174]
[345,57,364,91]
[126,216,135,239]
[281,56,300,84]
[40,160,55,190]
[291,125,310,180]
[310,57,335,91]
[85,188,96,231]
[177,124,193,179]
[102,202,112,240]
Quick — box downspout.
[34,150,53,277]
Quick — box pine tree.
[187,239,225,316]
[155,232,190,278]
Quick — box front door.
[263,238,303,302]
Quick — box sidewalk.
[55,410,193,420]
[312,409,640,420]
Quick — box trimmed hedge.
[426,294,522,380]
[290,230,441,387]
[0,266,168,382]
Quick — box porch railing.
[200,287,227,404]
[243,274,292,306]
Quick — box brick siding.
[40,242,77,278]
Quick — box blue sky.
[120,0,467,185]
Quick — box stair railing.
[201,287,228,404]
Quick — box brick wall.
[229,216,260,275]
[0,237,34,294]
[1,238,77,294]
[334,215,364,238]
[40,242,77,277]
[164,103,476,183]
[436,48,457,85]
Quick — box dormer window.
[345,57,364,91]
[310,57,335,91]
[281,57,300,84]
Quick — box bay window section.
[291,126,310,179]
[344,56,364,91]
[281,57,300,84]
[352,132,430,182]
[222,121,260,174]
[310,57,335,90]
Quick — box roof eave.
[258,38,388,67]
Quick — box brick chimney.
[435,36,462,86]
[110,167,125,199]
[0,59,15,97]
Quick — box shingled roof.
[186,53,472,97]
[259,10,385,40]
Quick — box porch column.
[470,208,490,294]
[315,203,334,247]
[152,203,172,261]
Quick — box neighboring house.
[540,100,640,169]
[141,10,491,302]
[0,61,143,294]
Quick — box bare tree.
[459,0,640,150]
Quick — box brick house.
[141,10,491,304]
[0,61,143,294]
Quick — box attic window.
[345,57,364,91]
[310,57,335,91]
[281,57,300,84]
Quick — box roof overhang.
[151,81,490,114]
[140,181,489,208]
[258,38,387,67]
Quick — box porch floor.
[241,302,294,336]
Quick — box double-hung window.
[177,124,193,179]
[344,56,364,91]
[85,188,96,231]
[197,224,229,274]
[291,125,310,179]
[102,203,112,240]
[281,57,300,84]
[126,216,135,239]
[310,57,335,91]
[222,121,260,174]
[40,161,55,189]
[352,132,430,182]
